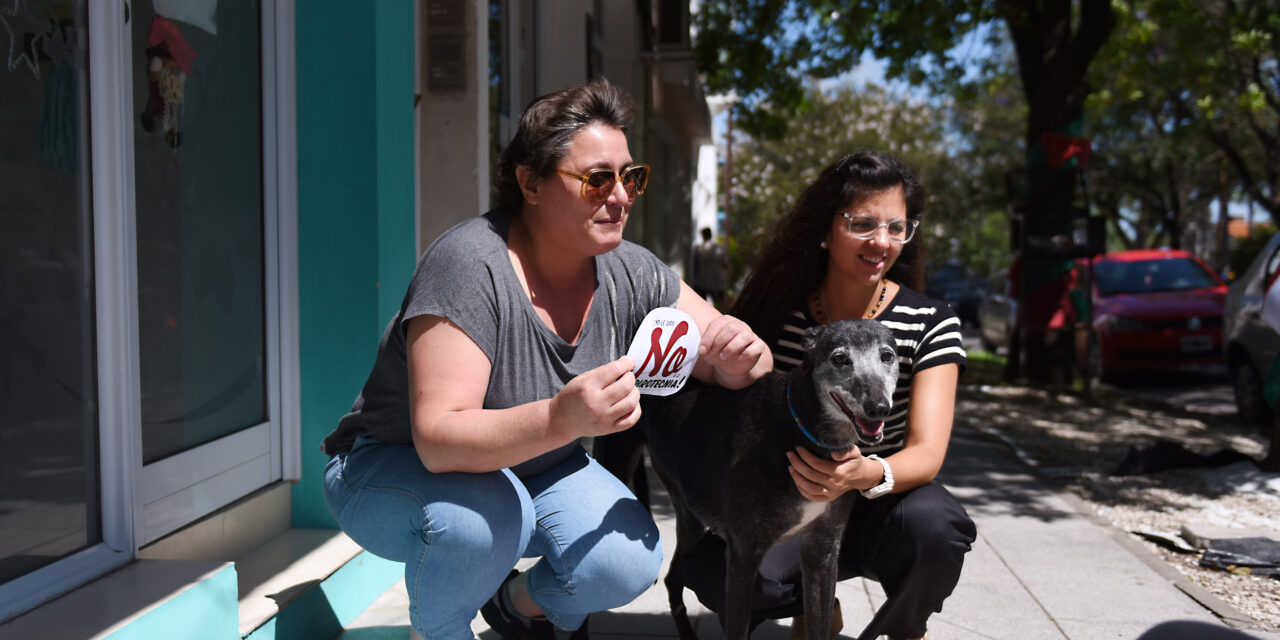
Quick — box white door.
[125,0,284,545]
[0,0,296,621]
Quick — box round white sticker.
[626,307,701,396]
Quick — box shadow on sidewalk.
[939,427,1085,523]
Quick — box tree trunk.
[999,0,1115,382]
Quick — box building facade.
[0,1,710,637]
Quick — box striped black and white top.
[772,286,967,456]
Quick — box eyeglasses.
[556,164,650,204]
[840,212,918,243]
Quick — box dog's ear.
[803,325,824,352]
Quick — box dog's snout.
[864,398,891,421]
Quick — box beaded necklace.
[811,280,888,324]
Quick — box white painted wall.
[534,0,591,95]
[694,143,719,238]
[417,0,489,253]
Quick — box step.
[0,530,403,640]
[0,559,238,640]
[239,529,401,639]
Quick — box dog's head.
[797,319,899,455]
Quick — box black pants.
[674,483,976,640]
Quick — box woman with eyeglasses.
[677,150,975,640]
[318,78,769,640]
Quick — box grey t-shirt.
[320,209,681,477]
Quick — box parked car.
[977,267,1017,352]
[1083,249,1227,381]
[1224,232,1280,426]
[926,261,983,326]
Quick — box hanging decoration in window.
[2,0,53,79]
[140,15,195,148]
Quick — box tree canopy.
[722,79,1020,290]
[696,0,1280,396]
[697,1,1280,267]
[1088,0,1280,228]
[694,0,1114,149]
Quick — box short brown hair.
[492,78,635,212]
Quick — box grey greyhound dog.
[637,318,899,640]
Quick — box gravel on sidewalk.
[954,371,1280,632]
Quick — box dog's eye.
[880,349,896,364]
[831,351,852,366]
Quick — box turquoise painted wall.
[293,0,417,529]
[103,566,239,640]
[375,2,417,319]
[245,551,403,640]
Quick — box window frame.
[0,0,298,621]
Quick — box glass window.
[0,0,99,586]
[130,0,266,463]
[487,0,534,206]
[1095,257,1221,296]
[488,0,505,197]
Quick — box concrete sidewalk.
[338,425,1280,640]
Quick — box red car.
[1080,249,1227,381]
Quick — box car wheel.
[1231,358,1273,428]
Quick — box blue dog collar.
[786,379,856,452]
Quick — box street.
[959,328,1239,420]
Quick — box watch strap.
[860,454,894,499]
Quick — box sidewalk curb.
[1057,489,1266,633]
[1087,380,1271,632]
[961,422,1268,634]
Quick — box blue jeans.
[324,439,662,640]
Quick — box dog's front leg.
[799,532,843,640]
[650,465,704,639]
[723,539,768,640]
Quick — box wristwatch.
[860,454,894,499]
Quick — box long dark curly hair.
[728,150,928,345]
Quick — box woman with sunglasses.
[319,78,770,640]
[678,151,975,640]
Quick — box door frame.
[0,0,298,621]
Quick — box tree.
[694,1,1114,150]
[1085,82,1225,256]
[696,0,1116,382]
[1088,0,1280,237]
[723,79,1022,292]
[944,47,1029,274]
[723,82,952,283]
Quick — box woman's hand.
[698,313,769,380]
[549,356,641,439]
[786,446,878,502]
[675,283,772,388]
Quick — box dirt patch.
[954,370,1280,631]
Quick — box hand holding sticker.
[626,307,701,396]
